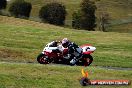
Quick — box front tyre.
[37,53,49,64]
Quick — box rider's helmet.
[62,38,69,48]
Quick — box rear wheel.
[37,53,49,64]
[81,55,93,66]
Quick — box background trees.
[9,0,32,18]
[7,0,97,31]
[0,0,7,10]
[72,11,81,29]
[39,2,67,25]
[72,0,97,31]
[0,0,7,15]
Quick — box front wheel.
[37,53,49,64]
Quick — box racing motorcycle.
[37,44,96,66]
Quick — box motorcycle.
[37,43,96,66]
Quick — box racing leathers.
[67,42,83,65]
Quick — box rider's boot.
[70,57,78,65]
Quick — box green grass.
[108,23,132,33]
[0,15,132,88]
[0,62,132,88]
[0,16,132,68]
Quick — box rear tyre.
[37,53,49,64]
[82,55,93,66]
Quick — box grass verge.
[0,16,132,68]
[0,62,132,88]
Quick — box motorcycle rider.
[61,38,83,65]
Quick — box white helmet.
[62,38,69,48]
